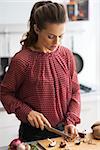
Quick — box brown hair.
[20,1,66,48]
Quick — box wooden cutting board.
[37,133,100,150]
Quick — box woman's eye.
[48,35,55,39]
[48,34,63,39]
[59,35,63,39]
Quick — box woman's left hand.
[64,124,78,139]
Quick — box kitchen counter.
[0,133,100,150]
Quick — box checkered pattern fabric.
[1,45,80,127]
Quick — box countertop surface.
[0,133,100,150]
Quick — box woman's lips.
[50,45,57,49]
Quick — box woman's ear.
[34,24,40,34]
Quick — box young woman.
[1,1,81,142]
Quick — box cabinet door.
[0,33,21,57]
[8,34,21,57]
[0,35,9,57]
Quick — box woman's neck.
[30,43,52,53]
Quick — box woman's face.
[36,23,65,52]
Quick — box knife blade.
[44,125,71,138]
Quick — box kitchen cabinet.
[0,34,21,57]
[0,34,8,57]
[0,24,26,57]
[7,33,21,57]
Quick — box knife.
[45,125,86,139]
[44,125,71,138]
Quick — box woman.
[1,1,81,142]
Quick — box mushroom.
[91,121,100,129]
[60,140,66,148]
[74,138,81,145]
[48,138,57,147]
[91,121,100,139]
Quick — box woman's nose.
[53,37,60,45]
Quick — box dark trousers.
[19,122,64,142]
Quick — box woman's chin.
[49,46,57,51]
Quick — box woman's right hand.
[27,110,51,130]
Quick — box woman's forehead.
[43,23,65,35]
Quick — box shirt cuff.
[65,112,80,126]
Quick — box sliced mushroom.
[74,138,81,145]
[49,140,56,147]
[47,139,56,147]
[60,141,66,148]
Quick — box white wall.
[0,1,33,24]
[0,0,68,24]
[95,1,100,89]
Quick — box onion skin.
[9,139,31,150]
[17,143,26,150]
[9,139,22,150]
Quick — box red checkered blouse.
[1,45,81,127]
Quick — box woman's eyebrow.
[48,33,64,37]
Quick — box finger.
[71,127,75,134]
[75,127,78,133]
[74,128,78,137]
[70,127,78,139]
[40,114,51,127]
[27,115,35,127]
[65,126,74,138]
[70,127,75,138]
[65,126,71,135]
[64,127,71,137]
[37,115,44,130]
[32,116,40,128]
